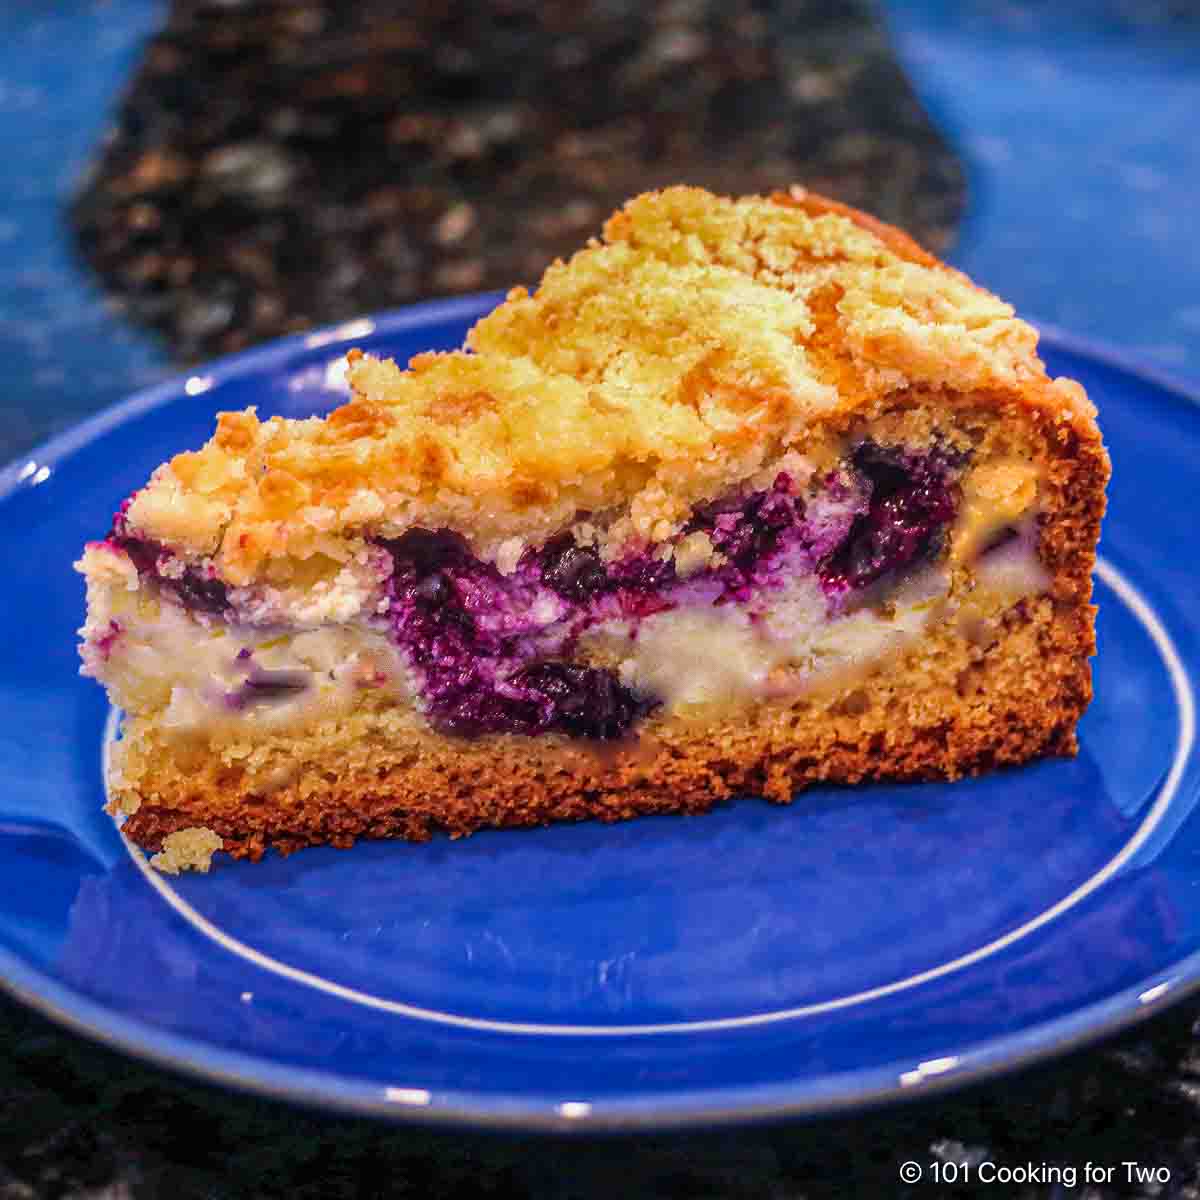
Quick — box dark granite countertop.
[4,2,1200,1196]
[7,987,1200,1197]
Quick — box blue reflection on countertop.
[0,1,165,456]
[885,0,1200,383]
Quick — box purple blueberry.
[171,568,233,614]
[819,440,961,593]
[687,473,804,580]
[536,534,610,601]
[108,529,231,616]
[380,527,657,740]
[514,661,655,741]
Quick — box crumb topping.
[121,186,1084,586]
[149,826,224,874]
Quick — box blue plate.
[2,296,1199,1130]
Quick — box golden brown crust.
[115,590,1095,862]
[118,185,1097,585]
[772,187,940,268]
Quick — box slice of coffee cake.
[78,186,1108,864]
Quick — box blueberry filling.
[103,441,964,740]
[107,503,230,616]
[226,671,310,711]
[382,529,657,740]
[536,536,613,601]
[378,440,964,741]
[512,662,652,741]
[530,473,836,612]
[223,650,311,710]
[819,441,963,596]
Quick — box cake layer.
[78,185,1109,866]
[112,590,1092,861]
[77,586,410,730]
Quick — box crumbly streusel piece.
[148,827,224,875]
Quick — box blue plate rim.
[0,926,1194,1131]
[2,299,1199,1131]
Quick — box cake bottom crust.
[113,594,1094,862]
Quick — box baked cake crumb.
[149,827,224,875]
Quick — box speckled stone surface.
[0,1,163,461]
[5,2,1200,1198]
[5,988,1200,1198]
[68,0,963,364]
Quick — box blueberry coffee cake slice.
[78,186,1108,865]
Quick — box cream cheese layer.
[80,547,1044,736]
[604,569,949,709]
[78,558,410,732]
